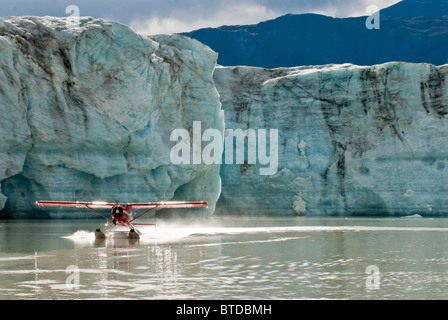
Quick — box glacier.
[1,16,448,219]
[213,62,448,216]
[0,16,224,218]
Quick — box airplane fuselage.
[111,205,133,227]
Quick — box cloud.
[307,0,401,17]
[0,0,402,35]
[129,2,280,35]
[128,0,402,35]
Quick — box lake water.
[1,216,448,300]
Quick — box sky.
[0,0,402,35]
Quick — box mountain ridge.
[183,0,448,68]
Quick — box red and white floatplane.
[36,200,208,239]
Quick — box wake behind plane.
[36,200,208,239]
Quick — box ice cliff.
[0,16,223,218]
[1,16,448,219]
[214,63,448,216]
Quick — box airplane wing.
[36,201,116,209]
[36,200,208,210]
[128,201,208,221]
[127,201,208,210]
[36,200,208,221]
